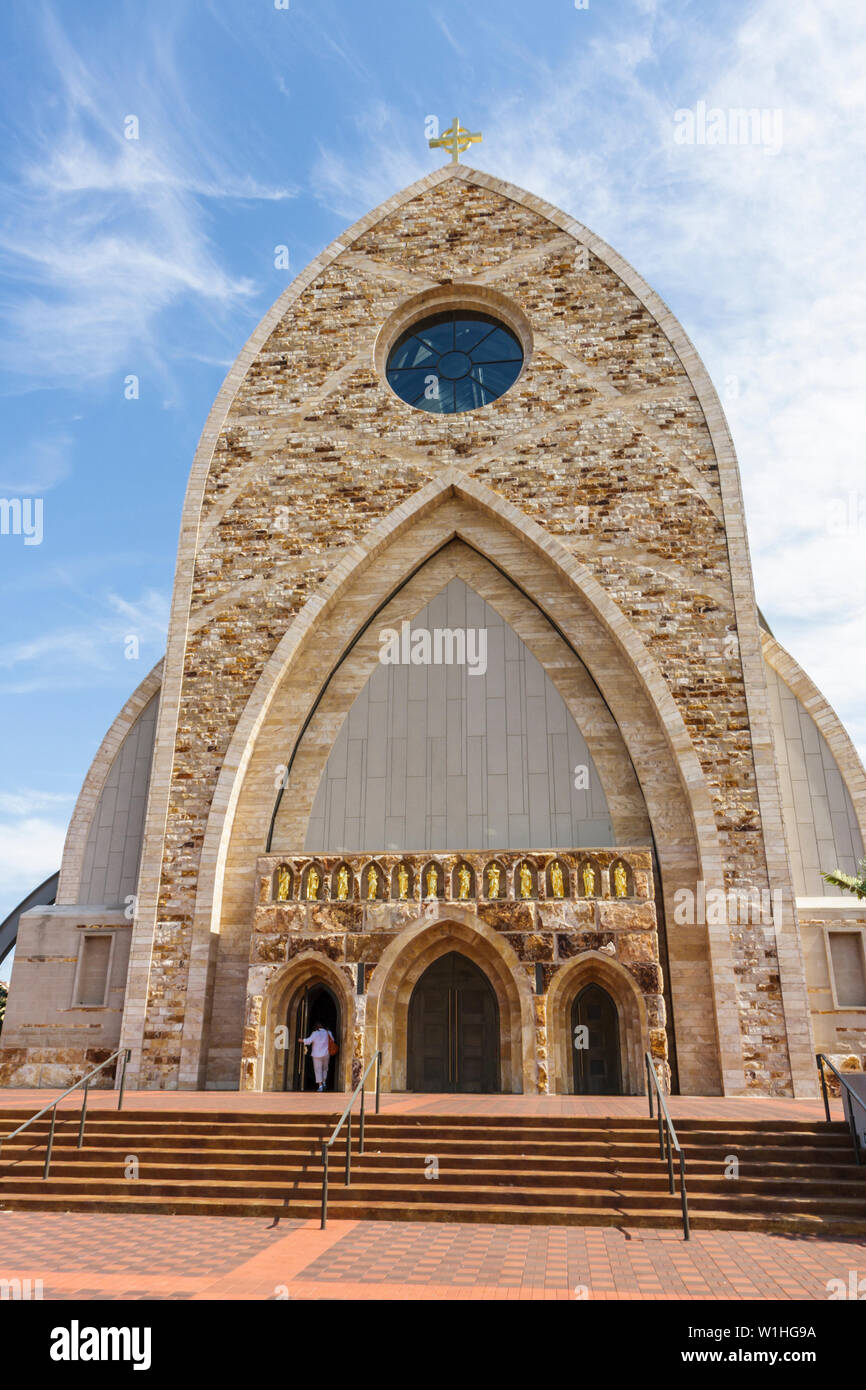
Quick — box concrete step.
[3,1147,864,1189]
[0,1188,863,1235]
[2,1157,864,1202]
[2,1129,855,1166]
[0,1107,861,1233]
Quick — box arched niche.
[546,951,650,1096]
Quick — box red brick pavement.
[1,1212,864,1301]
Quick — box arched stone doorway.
[407,950,500,1093]
[571,983,622,1095]
[547,951,649,1095]
[252,952,354,1092]
[364,908,535,1093]
[284,979,341,1093]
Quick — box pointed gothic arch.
[362,905,536,1093]
[169,475,740,1093]
[249,950,355,1093]
[546,949,651,1096]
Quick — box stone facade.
[3,162,863,1098]
[113,166,814,1094]
[244,849,663,1096]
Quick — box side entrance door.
[285,983,340,1091]
[572,983,622,1094]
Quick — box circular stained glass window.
[386,310,523,414]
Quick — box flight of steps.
[1,1108,864,1234]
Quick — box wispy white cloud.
[0,8,296,390]
[311,102,425,221]
[0,813,66,929]
[0,587,169,694]
[433,12,466,59]
[0,789,74,818]
[311,0,866,762]
[0,435,73,493]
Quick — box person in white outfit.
[303,1021,335,1091]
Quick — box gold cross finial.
[429,116,483,165]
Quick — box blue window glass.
[386,311,523,413]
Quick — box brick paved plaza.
[2,1211,864,1301]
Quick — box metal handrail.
[0,1047,131,1178]
[319,1051,381,1229]
[817,1053,866,1166]
[645,1051,690,1240]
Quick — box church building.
[2,153,865,1098]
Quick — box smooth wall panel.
[304,579,614,853]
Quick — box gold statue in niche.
[276,866,291,902]
[306,866,320,900]
[550,861,565,899]
[397,864,410,900]
[613,862,629,899]
[425,864,439,899]
[366,865,379,900]
[519,862,533,899]
[336,865,350,900]
[581,862,596,898]
[457,863,472,899]
[487,863,501,898]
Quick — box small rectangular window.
[828,931,866,1008]
[76,935,112,1007]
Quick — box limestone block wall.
[123,164,809,1096]
[0,908,130,1089]
[800,904,866,1081]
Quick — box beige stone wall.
[0,908,130,1089]
[119,164,812,1097]
[800,905,866,1079]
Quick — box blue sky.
[1,0,865,967]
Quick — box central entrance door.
[407,951,500,1093]
[572,983,622,1094]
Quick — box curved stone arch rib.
[0,872,59,966]
[57,661,163,907]
[762,631,866,856]
[274,543,649,852]
[169,470,743,1093]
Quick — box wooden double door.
[408,951,500,1093]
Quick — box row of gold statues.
[274,858,631,903]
